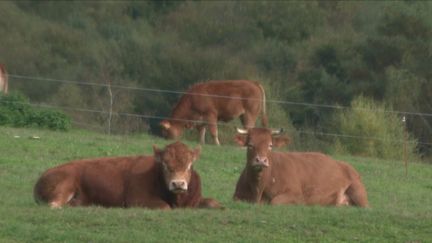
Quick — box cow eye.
[247,144,253,149]
[268,144,273,150]
[163,164,174,173]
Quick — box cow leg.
[335,188,350,207]
[34,174,77,209]
[240,113,256,129]
[68,189,89,207]
[49,189,76,209]
[270,193,303,205]
[205,114,220,145]
[199,198,222,209]
[197,125,206,145]
[146,200,171,210]
[49,193,73,208]
[127,198,171,210]
[346,181,369,208]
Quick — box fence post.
[107,80,113,135]
[402,116,408,176]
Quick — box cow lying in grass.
[233,128,369,207]
[34,141,220,209]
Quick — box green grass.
[0,126,431,242]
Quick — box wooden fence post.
[402,116,408,176]
[107,80,113,135]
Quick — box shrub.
[331,96,418,161]
[26,109,71,131]
[0,93,32,126]
[0,93,71,131]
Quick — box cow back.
[35,155,155,207]
[78,156,149,206]
[174,80,264,120]
[268,152,354,204]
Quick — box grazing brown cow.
[34,141,221,209]
[0,64,8,94]
[233,128,369,207]
[160,80,268,145]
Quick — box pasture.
[0,126,431,242]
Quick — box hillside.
[1,1,432,157]
[0,126,431,242]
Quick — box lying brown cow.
[160,80,268,145]
[34,141,220,209]
[0,64,8,94]
[233,128,369,207]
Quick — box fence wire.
[2,74,432,146]
[1,99,428,146]
[9,74,432,118]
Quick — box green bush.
[0,93,32,126]
[331,96,418,161]
[27,109,71,131]
[0,93,70,131]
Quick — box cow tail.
[258,83,268,127]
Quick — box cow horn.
[236,127,248,134]
[271,128,284,135]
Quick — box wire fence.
[3,73,432,147]
[9,74,432,118]
[2,99,426,146]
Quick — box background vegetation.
[0,126,431,242]
[1,1,431,160]
[1,3,431,241]
[0,93,70,130]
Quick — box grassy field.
[0,126,431,242]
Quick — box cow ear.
[153,145,162,163]
[160,120,170,129]
[234,134,247,146]
[191,145,201,162]
[272,136,290,148]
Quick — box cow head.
[153,141,200,193]
[234,127,290,170]
[160,120,183,140]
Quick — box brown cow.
[233,128,369,207]
[0,64,8,94]
[34,141,221,209]
[160,80,268,145]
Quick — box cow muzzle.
[253,156,269,169]
[169,180,188,193]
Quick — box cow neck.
[157,165,201,208]
[245,158,271,202]
[171,95,193,127]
